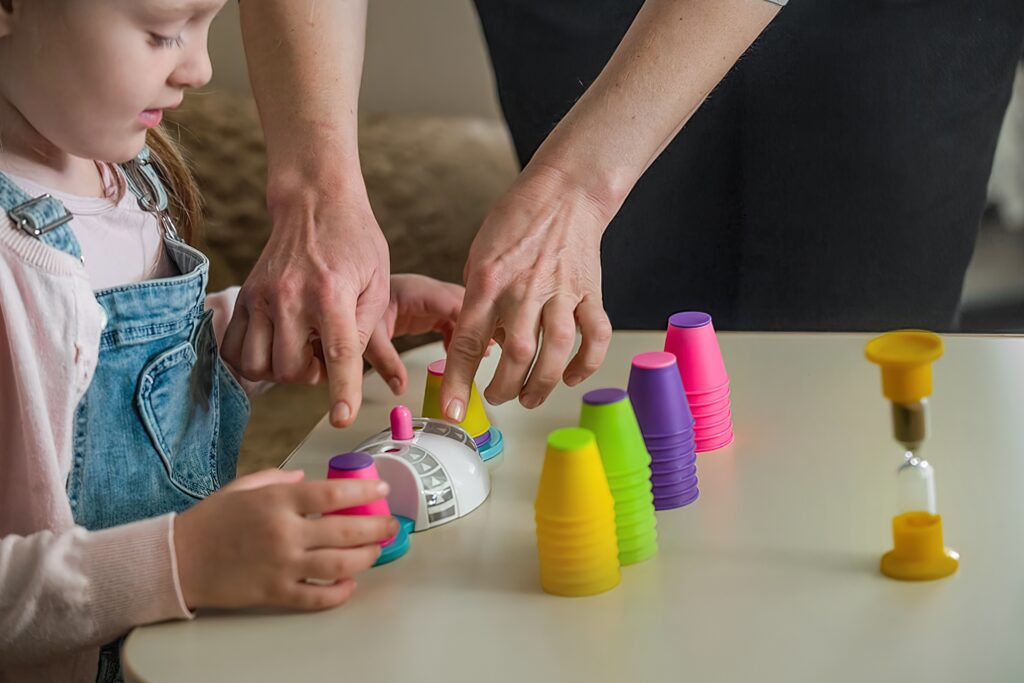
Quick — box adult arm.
[227,0,388,427]
[440,0,781,419]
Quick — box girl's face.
[0,0,226,163]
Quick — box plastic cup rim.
[652,479,700,495]
[694,412,733,431]
[684,380,730,397]
[643,430,695,444]
[695,432,735,451]
[535,511,617,526]
[648,448,697,461]
[639,421,697,440]
[695,421,734,441]
[690,400,732,417]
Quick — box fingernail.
[565,374,582,387]
[388,377,403,394]
[520,394,538,409]
[331,401,351,425]
[376,481,389,497]
[446,399,465,422]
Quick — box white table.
[124,332,1024,683]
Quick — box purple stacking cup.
[647,442,697,461]
[650,458,697,476]
[649,464,697,485]
[643,423,696,448]
[653,478,699,497]
[654,486,700,510]
[628,352,693,439]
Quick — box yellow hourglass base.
[881,547,959,581]
[880,511,959,581]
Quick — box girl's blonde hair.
[143,126,203,245]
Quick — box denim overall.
[2,148,249,680]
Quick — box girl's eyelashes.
[149,33,185,49]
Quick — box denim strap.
[120,146,183,242]
[0,172,82,260]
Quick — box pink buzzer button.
[390,405,414,441]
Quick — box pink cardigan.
[0,207,243,681]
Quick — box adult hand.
[364,274,465,396]
[221,189,390,428]
[174,469,397,611]
[440,165,614,420]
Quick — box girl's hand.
[173,469,398,611]
[364,274,465,395]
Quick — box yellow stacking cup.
[422,358,492,440]
[534,428,621,596]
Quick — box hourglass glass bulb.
[897,451,936,514]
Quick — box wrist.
[515,156,632,228]
[265,159,370,224]
[172,512,201,611]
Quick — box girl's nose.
[169,42,213,90]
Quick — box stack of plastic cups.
[534,428,621,596]
[579,388,658,565]
[664,311,734,452]
[627,352,700,510]
[422,359,505,465]
[327,452,410,566]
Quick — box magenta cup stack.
[327,452,397,546]
[626,352,699,510]
[664,311,734,452]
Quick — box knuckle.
[531,370,561,390]
[331,523,355,546]
[305,590,335,611]
[504,335,537,364]
[320,485,345,513]
[473,264,503,295]
[322,339,359,364]
[588,318,613,345]
[240,358,269,381]
[545,324,577,348]
[331,556,354,578]
[275,367,303,384]
[448,333,488,361]
[264,518,292,547]
[274,276,303,303]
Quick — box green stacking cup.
[617,529,659,565]
[580,388,659,565]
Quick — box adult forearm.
[239,0,369,206]
[531,0,780,215]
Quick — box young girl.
[0,1,466,681]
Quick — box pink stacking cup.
[327,452,396,546]
[687,385,730,406]
[664,312,729,394]
[690,400,730,421]
[694,409,732,432]
[696,429,735,452]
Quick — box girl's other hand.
[173,469,397,611]
[364,274,465,395]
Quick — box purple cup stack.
[626,351,699,510]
